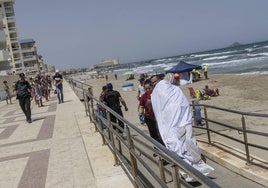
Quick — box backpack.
[104,90,120,109]
[16,81,30,99]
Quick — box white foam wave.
[238,71,268,75]
[247,53,268,57]
[245,48,253,52]
[190,50,239,58]
[203,55,231,61]
[206,56,268,68]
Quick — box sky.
[14,0,268,70]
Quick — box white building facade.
[0,0,24,74]
[0,8,11,75]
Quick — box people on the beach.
[150,75,214,182]
[3,80,12,104]
[105,74,108,82]
[14,73,33,123]
[103,83,128,133]
[114,73,118,80]
[191,69,201,81]
[202,64,208,79]
[203,85,219,96]
[53,70,64,104]
[174,73,180,85]
[139,79,164,145]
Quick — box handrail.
[191,101,268,165]
[197,103,268,118]
[66,77,220,188]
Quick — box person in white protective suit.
[150,75,214,182]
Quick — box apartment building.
[0,8,11,75]
[20,38,40,76]
[0,0,24,74]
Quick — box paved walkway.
[0,82,132,188]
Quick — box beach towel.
[151,80,214,181]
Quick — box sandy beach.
[73,73,268,129]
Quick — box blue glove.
[138,113,145,124]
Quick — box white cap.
[56,69,59,73]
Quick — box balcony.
[11,48,20,54]
[21,47,36,53]
[10,38,18,43]
[8,27,16,33]
[23,56,37,62]
[6,16,15,23]
[13,57,21,62]
[15,63,23,68]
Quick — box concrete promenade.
[0,82,132,187]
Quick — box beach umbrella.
[123,71,133,75]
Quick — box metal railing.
[191,100,268,165]
[67,78,220,188]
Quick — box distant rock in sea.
[229,42,242,48]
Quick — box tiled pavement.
[0,82,132,188]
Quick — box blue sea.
[114,40,268,75]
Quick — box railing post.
[158,157,166,183]
[86,87,93,123]
[126,125,138,188]
[83,90,88,116]
[89,87,95,123]
[107,112,119,166]
[171,165,181,188]
[98,109,106,145]
[204,107,212,144]
[241,115,251,165]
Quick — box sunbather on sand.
[203,85,219,97]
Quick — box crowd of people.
[2,70,64,123]
[97,72,214,182]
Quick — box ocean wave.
[245,48,253,52]
[238,71,268,75]
[247,53,268,57]
[190,50,239,58]
[203,55,231,61]
[204,56,268,68]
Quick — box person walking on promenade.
[53,70,64,104]
[150,75,214,182]
[139,79,164,145]
[98,85,108,129]
[3,80,12,104]
[14,73,33,123]
[103,83,128,133]
[202,64,208,79]
[137,78,146,124]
